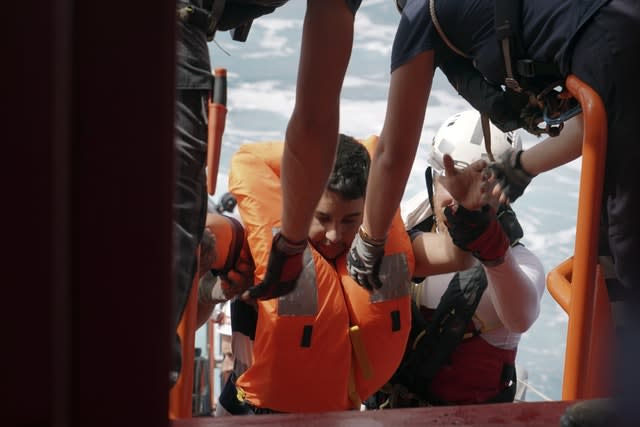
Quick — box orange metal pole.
[207,68,227,195]
[547,257,573,313]
[169,248,201,419]
[584,265,614,397]
[559,75,608,400]
[208,317,217,411]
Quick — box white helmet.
[403,110,522,229]
[427,110,522,175]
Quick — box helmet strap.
[425,166,436,229]
[480,113,495,162]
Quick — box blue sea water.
[200,0,580,402]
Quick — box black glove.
[347,228,386,291]
[488,149,535,203]
[243,232,306,301]
[444,204,509,266]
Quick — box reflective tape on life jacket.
[277,245,318,317]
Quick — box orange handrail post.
[546,75,612,400]
[169,248,201,419]
[208,317,217,411]
[207,68,228,195]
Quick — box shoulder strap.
[494,0,524,92]
[495,0,561,91]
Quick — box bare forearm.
[412,232,475,277]
[520,114,583,175]
[279,0,354,242]
[281,114,338,242]
[364,141,416,238]
[363,51,434,239]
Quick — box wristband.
[358,225,386,246]
[514,150,535,177]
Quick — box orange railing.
[546,75,613,400]
[169,249,201,419]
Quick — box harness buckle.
[516,59,536,78]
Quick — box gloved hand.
[220,240,255,299]
[443,204,509,266]
[488,149,535,203]
[242,232,306,301]
[347,227,386,291]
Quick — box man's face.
[308,190,364,261]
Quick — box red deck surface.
[173,400,573,427]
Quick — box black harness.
[493,0,581,137]
[365,264,518,408]
[430,0,581,137]
[177,0,289,42]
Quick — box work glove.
[219,239,255,299]
[347,227,386,291]
[242,232,306,301]
[444,204,509,266]
[488,149,535,203]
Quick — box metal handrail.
[546,75,613,400]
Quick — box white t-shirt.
[417,245,545,350]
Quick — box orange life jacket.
[228,136,414,413]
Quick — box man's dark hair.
[327,134,371,200]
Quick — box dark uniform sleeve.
[343,0,362,15]
[391,0,437,72]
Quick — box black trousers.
[172,89,209,379]
[570,0,640,423]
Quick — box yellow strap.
[412,329,427,351]
[236,385,246,403]
[411,283,424,307]
[347,365,362,409]
[349,325,374,380]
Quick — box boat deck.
[173,400,573,426]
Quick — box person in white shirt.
[366,110,545,407]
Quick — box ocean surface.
[199,1,581,402]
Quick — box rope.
[516,378,554,402]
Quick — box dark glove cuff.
[468,218,509,264]
[211,216,245,276]
[513,150,535,178]
[445,205,509,263]
[275,232,307,255]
